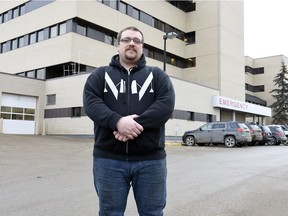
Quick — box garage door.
[0,93,36,134]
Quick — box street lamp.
[163,32,178,71]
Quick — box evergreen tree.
[270,61,288,124]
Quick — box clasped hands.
[113,114,143,142]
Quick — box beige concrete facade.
[0,72,45,134]
[0,0,273,136]
[245,55,288,124]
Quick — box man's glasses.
[120,37,143,45]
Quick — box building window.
[37,30,44,42]
[154,19,165,31]
[72,107,81,117]
[76,23,86,36]
[245,66,264,75]
[3,12,9,22]
[26,70,35,78]
[103,0,117,9]
[2,41,11,52]
[186,58,196,68]
[119,2,127,14]
[47,94,56,105]
[12,8,19,18]
[0,43,5,53]
[140,11,154,26]
[245,83,265,92]
[189,112,195,121]
[185,31,196,44]
[59,22,66,35]
[29,32,37,44]
[36,68,46,80]
[50,25,58,38]
[18,36,25,48]
[207,114,213,122]
[127,5,139,19]
[19,4,25,15]
[143,47,154,58]
[0,106,11,119]
[11,39,18,50]
[104,35,113,45]
[0,106,35,121]
[24,108,35,121]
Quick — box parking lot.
[1,134,288,216]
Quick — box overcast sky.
[244,0,288,58]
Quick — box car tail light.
[275,132,282,136]
[237,127,244,133]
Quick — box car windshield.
[269,127,283,133]
[239,123,248,129]
[250,125,260,130]
[261,126,271,133]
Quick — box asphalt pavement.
[1,134,288,216]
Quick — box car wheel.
[224,136,236,148]
[185,136,195,146]
[268,137,277,145]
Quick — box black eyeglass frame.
[120,37,143,45]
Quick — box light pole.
[163,32,178,71]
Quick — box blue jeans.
[93,157,167,216]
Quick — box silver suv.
[182,121,251,148]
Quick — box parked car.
[244,123,263,145]
[258,125,273,145]
[182,121,251,148]
[280,125,288,138]
[267,125,287,145]
[238,123,253,144]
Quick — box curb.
[165,142,183,146]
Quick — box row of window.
[167,0,196,13]
[0,0,54,25]
[0,106,35,121]
[18,68,46,80]
[1,0,196,45]
[245,83,265,92]
[245,94,267,107]
[46,92,214,122]
[0,21,67,53]
[7,17,195,80]
[44,105,215,123]
[97,0,196,44]
[245,66,265,75]
[17,62,96,80]
[45,107,85,118]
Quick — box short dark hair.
[117,26,144,44]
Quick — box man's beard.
[125,48,138,61]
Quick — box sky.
[244,0,288,58]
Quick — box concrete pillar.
[0,118,3,134]
[232,111,236,121]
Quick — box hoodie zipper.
[126,68,132,154]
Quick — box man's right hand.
[116,114,143,140]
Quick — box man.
[83,26,175,216]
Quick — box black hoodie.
[83,54,175,161]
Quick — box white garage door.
[0,93,36,134]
